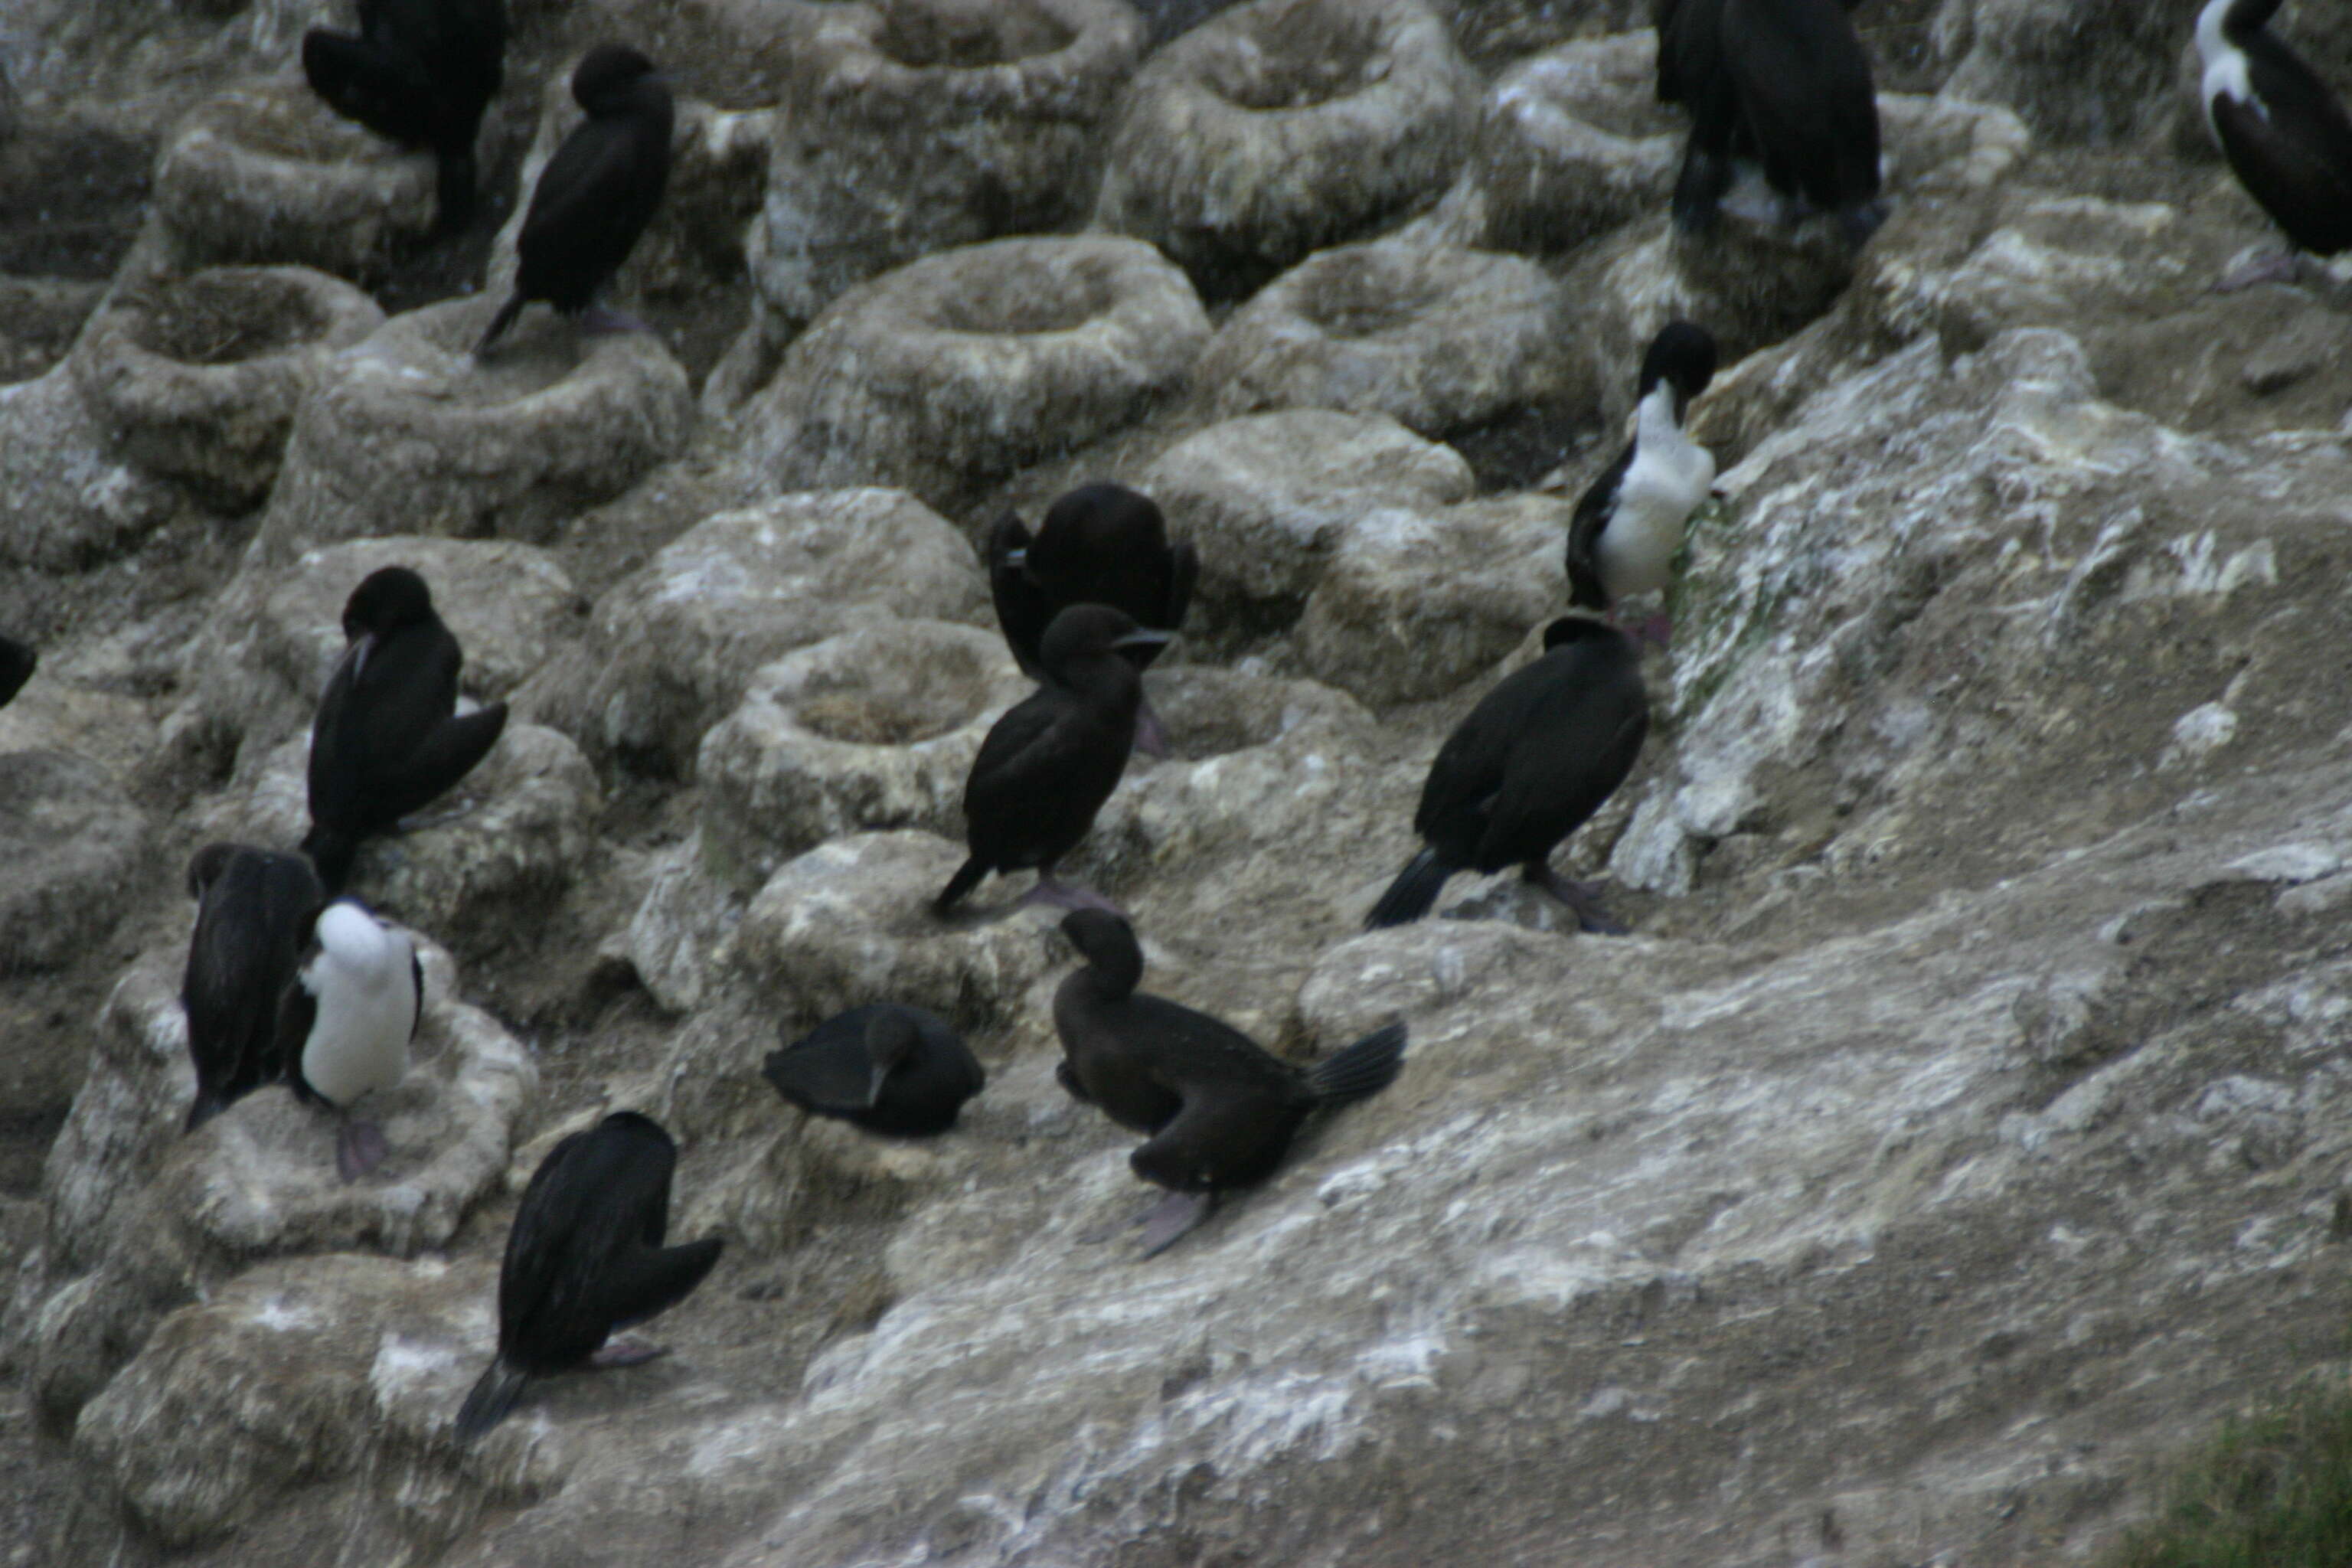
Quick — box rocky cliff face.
[5,1,2352,1564]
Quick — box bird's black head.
[1060,906,1144,981]
[599,1109,675,1148]
[1638,320,1718,409]
[185,841,243,901]
[572,44,662,114]
[863,1008,924,1074]
[1541,615,1630,652]
[342,566,435,640]
[1036,603,1168,681]
[1033,483,1168,577]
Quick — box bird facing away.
[1566,320,1719,646]
[763,1004,987,1138]
[301,565,507,894]
[301,0,507,232]
[2196,0,2352,289]
[1052,910,1407,1258]
[1661,0,1882,243]
[0,634,32,709]
[988,483,1195,754]
[1367,618,1650,933]
[475,44,673,355]
[276,898,423,1181]
[181,844,326,1133]
[454,1111,725,1442]
[934,603,1171,916]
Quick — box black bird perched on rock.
[181,844,326,1133]
[1367,618,1649,933]
[763,1004,986,1137]
[475,44,673,356]
[935,604,1170,916]
[1566,321,1718,646]
[1658,0,1882,243]
[455,1111,724,1442]
[0,634,33,709]
[301,566,507,893]
[302,0,507,232]
[2195,0,2352,289]
[988,483,1195,753]
[1053,910,1407,1258]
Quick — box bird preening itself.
[988,483,1196,755]
[763,1004,986,1138]
[181,844,327,1133]
[1052,910,1406,1258]
[301,566,508,895]
[1658,0,1883,244]
[455,1112,724,1442]
[1566,320,1719,648]
[935,603,1170,916]
[301,0,508,233]
[277,897,423,1181]
[1367,618,1650,933]
[2194,0,2352,290]
[475,44,674,356]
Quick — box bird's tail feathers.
[933,857,988,914]
[299,824,358,896]
[474,293,526,358]
[1364,849,1449,929]
[1310,1022,1407,1109]
[454,1357,530,1444]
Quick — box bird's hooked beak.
[1112,628,1173,652]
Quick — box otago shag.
[763,1004,986,1137]
[1367,618,1648,933]
[276,897,422,1180]
[1053,909,1407,1257]
[2196,0,2352,289]
[1566,321,1718,646]
[302,0,506,231]
[454,1111,724,1442]
[181,844,326,1132]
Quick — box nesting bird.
[301,566,507,894]
[455,1112,724,1442]
[301,0,508,231]
[935,603,1169,916]
[475,44,674,355]
[1566,321,1719,646]
[988,483,1195,753]
[181,844,326,1132]
[763,1004,986,1137]
[1367,618,1649,933]
[1053,910,1407,1257]
[277,897,422,1181]
[1658,0,1883,243]
[0,634,32,709]
[2194,0,2352,289]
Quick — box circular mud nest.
[70,266,385,509]
[154,80,437,283]
[1193,239,1587,436]
[248,295,694,565]
[750,234,1209,508]
[1093,0,1478,297]
[752,0,1147,327]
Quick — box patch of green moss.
[2107,1380,2352,1568]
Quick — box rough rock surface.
[748,0,1148,330]
[0,751,148,977]
[19,6,2352,1568]
[745,235,1210,510]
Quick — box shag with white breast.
[1566,320,1718,646]
[2196,0,2352,289]
[181,844,326,1132]
[276,898,423,1181]
[455,1111,724,1442]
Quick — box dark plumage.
[1367,618,1649,933]
[475,44,673,355]
[934,604,1170,916]
[763,1004,986,1137]
[456,1111,724,1442]
[301,566,507,893]
[181,844,326,1133]
[1661,0,1882,243]
[301,0,507,231]
[2197,0,2352,271]
[0,634,33,709]
[1053,910,1406,1257]
[1566,322,1719,639]
[987,484,1195,677]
